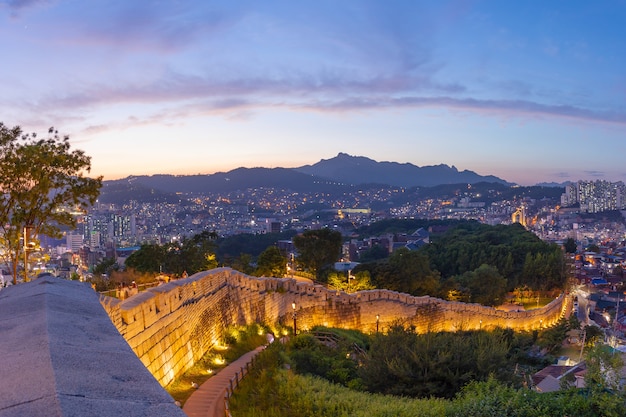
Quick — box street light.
[376,314,380,333]
[23,225,36,282]
[347,271,354,293]
[292,302,297,335]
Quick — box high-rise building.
[66,233,83,253]
[562,180,626,213]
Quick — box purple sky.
[1,0,625,185]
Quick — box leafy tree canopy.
[293,228,343,279]
[0,124,102,284]
[125,231,218,276]
[255,246,287,277]
[563,237,577,254]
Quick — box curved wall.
[100,268,569,387]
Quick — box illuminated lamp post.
[376,314,380,333]
[292,302,297,335]
[23,225,36,282]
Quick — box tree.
[583,324,604,348]
[255,246,286,277]
[293,228,342,279]
[229,253,254,275]
[358,244,389,262]
[563,237,577,254]
[386,247,440,296]
[458,264,508,306]
[0,124,102,284]
[125,244,165,274]
[93,257,118,276]
[179,231,218,274]
[328,270,375,293]
[586,243,600,253]
[585,343,624,392]
[125,231,218,277]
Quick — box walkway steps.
[183,346,265,417]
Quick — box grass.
[522,297,555,310]
[166,347,229,405]
[165,323,274,405]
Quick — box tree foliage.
[563,237,577,254]
[328,270,375,293]
[0,124,102,283]
[356,247,440,296]
[124,243,165,274]
[585,344,624,392]
[125,231,218,276]
[422,221,564,291]
[359,325,514,399]
[93,257,118,276]
[255,246,287,277]
[230,328,626,417]
[293,228,343,279]
[216,230,297,260]
[456,264,507,306]
[357,222,567,304]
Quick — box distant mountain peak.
[295,154,510,188]
[99,153,512,204]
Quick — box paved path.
[183,345,265,417]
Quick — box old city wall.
[100,268,569,387]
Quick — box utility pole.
[578,328,586,363]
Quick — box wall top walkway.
[0,277,186,417]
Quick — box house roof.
[532,365,570,386]
[535,375,561,393]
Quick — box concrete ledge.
[0,277,185,417]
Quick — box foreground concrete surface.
[0,277,185,417]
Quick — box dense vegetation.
[230,325,626,416]
[216,230,297,261]
[125,230,219,276]
[230,331,626,417]
[423,222,565,290]
[281,323,578,399]
[292,228,343,279]
[355,221,566,303]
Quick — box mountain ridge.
[294,153,511,188]
[99,153,513,202]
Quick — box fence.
[223,355,257,417]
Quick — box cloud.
[303,96,626,125]
[11,66,626,136]
[584,170,605,177]
[1,0,48,10]
[0,0,50,18]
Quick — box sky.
[1,0,625,186]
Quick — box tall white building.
[66,233,83,253]
[562,180,626,213]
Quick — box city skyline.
[1,1,625,186]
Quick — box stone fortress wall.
[100,267,570,387]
